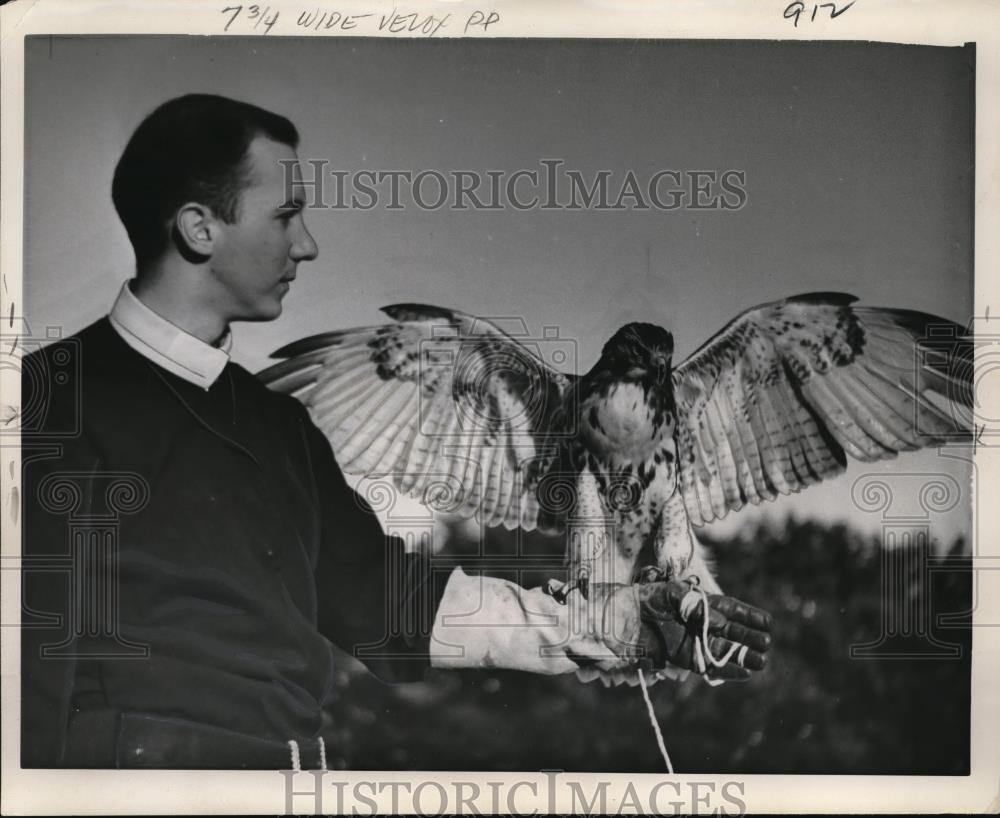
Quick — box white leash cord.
[639,581,744,771]
[637,668,674,773]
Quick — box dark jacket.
[21,318,437,768]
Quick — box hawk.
[258,292,972,676]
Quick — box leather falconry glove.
[635,580,773,680]
[565,581,773,681]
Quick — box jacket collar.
[107,280,232,391]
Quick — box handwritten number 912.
[784,0,856,27]
[222,5,281,34]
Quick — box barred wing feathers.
[258,304,574,531]
[672,292,972,527]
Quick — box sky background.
[23,36,975,542]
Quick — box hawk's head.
[600,322,674,382]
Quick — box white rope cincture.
[287,739,301,772]
[318,736,328,771]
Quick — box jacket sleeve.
[304,414,447,683]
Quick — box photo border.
[2,0,998,813]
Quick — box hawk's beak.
[653,353,670,382]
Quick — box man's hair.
[111,94,299,268]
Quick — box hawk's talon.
[543,577,591,603]
[637,565,668,584]
[544,578,569,605]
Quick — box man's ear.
[174,202,217,257]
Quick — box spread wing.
[672,292,973,526]
[258,304,574,530]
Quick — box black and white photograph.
[2,1,998,814]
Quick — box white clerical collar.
[108,280,232,390]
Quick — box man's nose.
[291,221,319,262]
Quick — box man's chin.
[239,302,284,323]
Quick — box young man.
[21,94,771,769]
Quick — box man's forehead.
[244,135,302,189]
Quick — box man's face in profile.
[208,135,319,322]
